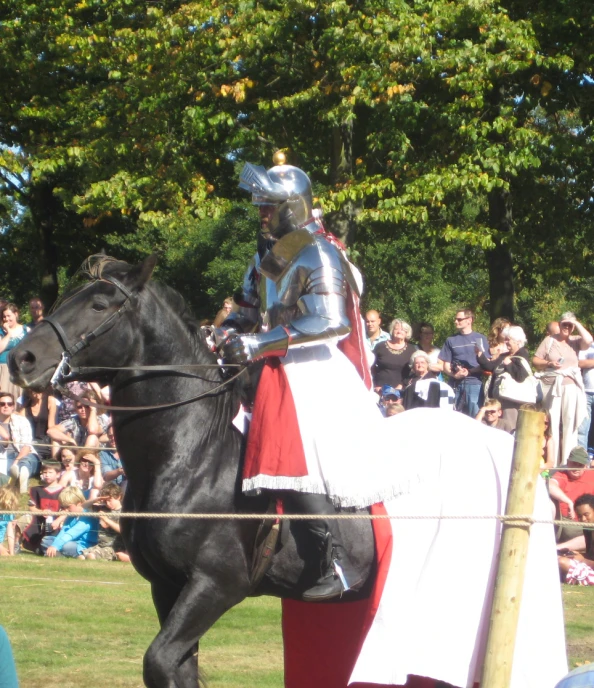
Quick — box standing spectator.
[371,319,417,391]
[439,308,489,418]
[26,297,45,328]
[548,446,594,542]
[365,310,390,351]
[487,317,511,358]
[0,303,29,399]
[21,462,63,553]
[533,312,593,464]
[0,486,19,556]
[477,325,532,430]
[476,399,515,434]
[40,486,98,558]
[212,297,234,327]
[547,321,561,337]
[578,341,594,450]
[415,322,443,375]
[0,391,39,493]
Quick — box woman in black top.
[372,318,417,391]
[17,389,56,460]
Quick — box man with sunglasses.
[439,308,489,418]
[0,392,39,493]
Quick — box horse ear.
[126,254,158,291]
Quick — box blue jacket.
[52,514,98,554]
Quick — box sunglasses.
[454,317,469,322]
[0,401,14,407]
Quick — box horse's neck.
[111,291,241,494]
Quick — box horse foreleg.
[143,577,247,688]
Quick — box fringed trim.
[242,472,424,510]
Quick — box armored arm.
[205,255,261,350]
[222,258,352,364]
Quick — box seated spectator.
[0,486,19,556]
[557,493,594,585]
[57,447,77,486]
[402,351,454,411]
[0,391,40,493]
[477,325,532,431]
[372,319,417,392]
[48,391,109,454]
[21,462,63,553]
[40,486,98,558]
[73,449,104,499]
[378,385,402,417]
[475,399,514,434]
[99,425,126,490]
[17,388,58,461]
[549,446,594,542]
[81,482,129,562]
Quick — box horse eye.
[92,302,107,312]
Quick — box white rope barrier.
[3,509,593,529]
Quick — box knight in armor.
[216,153,388,602]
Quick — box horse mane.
[70,254,216,362]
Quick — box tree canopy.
[1,0,593,339]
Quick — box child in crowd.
[81,482,129,562]
[0,486,19,556]
[40,486,98,558]
[21,462,63,553]
[57,447,77,486]
[72,449,103,499]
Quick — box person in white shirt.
[578,341,594,449]
[0,391,39,493]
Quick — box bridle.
[40,274,245,412]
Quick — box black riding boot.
[284,493,364,602]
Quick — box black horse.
[9,256,375,688]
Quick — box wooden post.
[480,408,545,688]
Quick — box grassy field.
[1,556,591,687]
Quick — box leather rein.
[43,275,245,413]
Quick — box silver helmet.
[239,158,314,238]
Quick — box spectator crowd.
[0,297,129,563]
[1,295,594,588]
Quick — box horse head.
[9,254,157,390]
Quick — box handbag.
[494,357,540,404]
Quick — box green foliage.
[1,0,594,324]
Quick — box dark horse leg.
[144,576,248,688]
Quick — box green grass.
[0,556,591,687]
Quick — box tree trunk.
[486,189,514,321]
[327,120,357,246]
[29,182,60,306]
